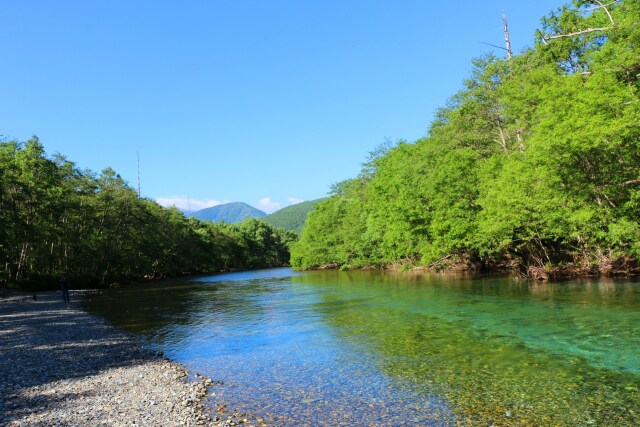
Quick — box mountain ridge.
[262,198,325,233]
[189,202,266,223]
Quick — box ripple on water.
[86,268,640,426]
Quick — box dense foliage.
[262,198,326,234]
[292,0,640,276]
[189,202,266,223]
[0,139,295,289]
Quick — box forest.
[0,138,295,289]
[262,198,325,234]
[4,1,639,287]
[292,0,640,278]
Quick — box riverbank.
[304,255,640,281]
[0,290,247,427]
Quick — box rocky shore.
[0,291,248,427]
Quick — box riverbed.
[85,268,640,426]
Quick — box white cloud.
[258,197,281,214]
[287,197,305,205]
[156,197,222,211]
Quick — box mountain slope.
[262,198,325,233]
[190,202,266,223]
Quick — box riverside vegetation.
[291,0,640,278]
[4,1,640,288]
[3,2,640,426]
[0,139,295,289]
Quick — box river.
[84,268,640,426]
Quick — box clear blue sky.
[1,0,561,213]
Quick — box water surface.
[85,268,640,426]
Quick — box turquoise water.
[85,268,640,426]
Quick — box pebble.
[0,291,246,427]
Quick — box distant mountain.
[190,202,266,223]
[262,198,325,234]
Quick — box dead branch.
[603,179,640,188]
[621,179,640,187]
[495,122,509,153]
[571,0,620,13]
[601,192,617,208]
[427,254,452,269]
[593,0,616,25]
[543,27,610,43]
[503,14,512,59]
[542,0,617,44]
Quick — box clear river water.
[84,268,640,426]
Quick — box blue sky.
[2,0,561,213]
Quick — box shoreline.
[0,291,247,427]
[300,258,640,281]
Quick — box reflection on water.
[85,268,640,426]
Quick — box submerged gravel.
[0,291,248,427]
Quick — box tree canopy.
[0,138,295,289]
[262,198,326,234]
[292,0,640,277]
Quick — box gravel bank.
[0,291,248,427]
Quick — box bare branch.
[621,179,640,187]
[570,0,620,13]
[477,40,508,51]
[503,14,512,60]
[594,0,615,26]
[541,0,619,44]
[495,122,509,153]
[603,179,640,188]
[542,27,610,42]
[601,192,617,208]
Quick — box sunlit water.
[85,268,640,426]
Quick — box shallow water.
[85,268,640,426]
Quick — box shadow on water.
[85,268,640,426]
[293,271,640,426]
[83,269,299,346]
